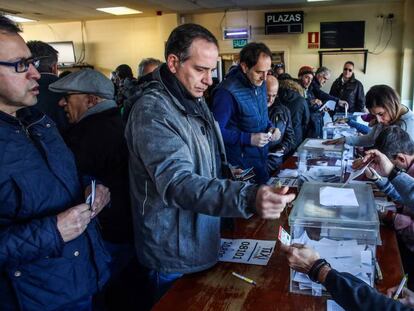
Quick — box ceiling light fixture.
[4,14,36,22]
[96,6,142,15]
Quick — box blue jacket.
[325,269,413,310]
[0,108,110,311]
[212,66,272,183]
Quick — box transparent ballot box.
[297,138,345,183]
[288,182,380,296]
[323,123,357,139]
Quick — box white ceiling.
[0,0,400,23]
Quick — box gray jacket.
[125,69,258,274]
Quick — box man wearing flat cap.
[49,69,137,308]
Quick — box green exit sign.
[233,39,248,49]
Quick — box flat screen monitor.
[48,41,76,65]
[320,21,365,49]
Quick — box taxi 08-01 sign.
[218,238,276,265]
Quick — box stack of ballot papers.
[291,231,375,296]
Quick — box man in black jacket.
[49,69,140,310]
[278,77,310,148]
[330,61,365,113]
[27,40,69,134]
[266,75,296,172]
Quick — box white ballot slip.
[327,300,345,311]
[85,179,96,206]
[319,100,336,112]
[278,226,291,245]
[219,239,276,266]
[320,186,359,207]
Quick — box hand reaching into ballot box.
[255,185,295,219]
[280,243,321,275]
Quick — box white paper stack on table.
[291,231,375,296]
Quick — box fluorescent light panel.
[96,6,142,15]
[5,14,36,22]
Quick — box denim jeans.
[147,270,183,303]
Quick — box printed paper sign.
[219,239,276,266]
[278,226,291,245]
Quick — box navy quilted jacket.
[0,107,110,311]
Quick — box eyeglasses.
[63,92,88,102]
[0,57,40,73]
[343,68,353,72]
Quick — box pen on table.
[393,274,408,300]
[374,258,383,281]
[232,272,257,286]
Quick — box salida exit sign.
[233,39,248,49]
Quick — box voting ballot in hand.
[85,179,96,207]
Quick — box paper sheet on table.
[346,160,372,183]
[277,169,299,178]
[319,100,336,111]
[320,186,359,207]
[303,139,338,151]
[327,300,345,311]
[218,239,275,266]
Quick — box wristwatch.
[388,166,405,182]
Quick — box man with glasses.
[329,61,365,113]
[0,16,111,311]
[49,68,137,309]
[309,66,348,111]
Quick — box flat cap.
[49,68,114,99]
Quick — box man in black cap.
[49,69,138,309]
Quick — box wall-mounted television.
[320,21,365,49]
[48,41,76,65]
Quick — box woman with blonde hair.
[325,85,414,146]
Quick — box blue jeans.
[148,270,183,302]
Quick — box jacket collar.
[0,106,45,127]
[152,64,207,119]
[78,99,117,122]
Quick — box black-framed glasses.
[343,68,353,72]
[63,92,88,102]
[0,57,40,73]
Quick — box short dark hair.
[165,23,218,62]
[27,40,58,73]
[240,42,272,69]
[115,64,133,80]
[138,58,161,77]
[0,15,21,33]
[374,126,414,159]
[344,61,354,67]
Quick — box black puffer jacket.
[277,79,310,148]
[329,74,365,113]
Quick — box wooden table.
[153,158,404,311]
